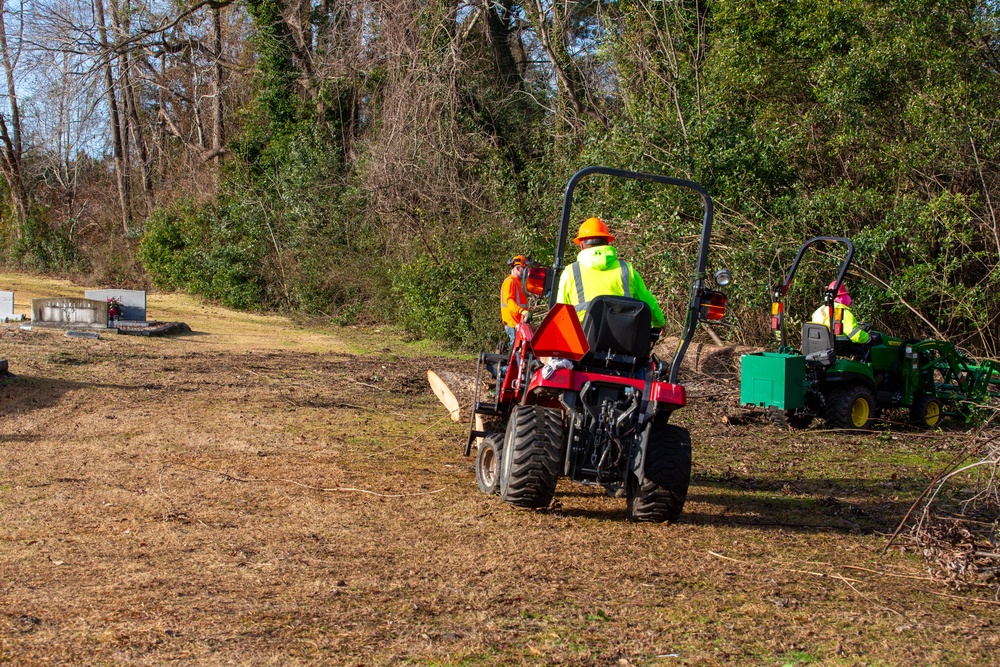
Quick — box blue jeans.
[505,325,516,348]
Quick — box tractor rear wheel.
[476,433,504,495]
[910,394,943,429]
[500,406,565,509]
[626,421,692,523]
[769,407,813,429]
[826,384,875,429]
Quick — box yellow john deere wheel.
[923,401,941,427]
[850,396,870,428]
[911,395,942,429]
[827,384,876,430]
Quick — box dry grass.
[1,275,998,666]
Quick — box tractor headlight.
[714,269,732,288]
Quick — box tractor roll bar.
[550,166,715,385]
[774,236,854,297]
[771,236,853,349]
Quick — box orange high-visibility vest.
[501,275,527,327]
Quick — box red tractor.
[466,167,730,521]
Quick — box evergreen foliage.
[131,0,1000,354]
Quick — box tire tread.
[501,406,564,509]
[628,422,691,523]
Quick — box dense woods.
[2,0,999,354]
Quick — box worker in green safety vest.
[810,281,870,344]
[556,217,665,330]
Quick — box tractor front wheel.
[500,406,565,509]
[476,433,504,495]
[910,394,943,429]
[626,421,692,523]
[826,384,875,429]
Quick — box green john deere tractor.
[740,237,1000,429]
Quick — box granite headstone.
[84,289,147,322]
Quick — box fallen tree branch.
[708,550,863,583]
[882,445,976,554]
[708,551,904,618]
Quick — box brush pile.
[900,427,1000,589]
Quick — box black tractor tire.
[768,407,814,430]
[826,384,876,429]
[626,422,692,523]
[475,433,504,495]
[499,406,565,509]
[910,394,943,429]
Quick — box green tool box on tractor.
[740,237,1000,429]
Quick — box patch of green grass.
[584,609,611,622]
[415,650,498,666]
[777,649,822,665]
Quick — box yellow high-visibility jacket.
[810,304,870,344]
[556,245,665,328]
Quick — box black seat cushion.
[580,296,651,372]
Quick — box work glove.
[649,327,663,344]
[520,310,532,325]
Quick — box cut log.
[429,369,507,453]
[427,370,479,423]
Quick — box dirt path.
[1,275,996,666]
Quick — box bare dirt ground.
[1,274,998,666]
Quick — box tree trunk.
[211,5,225,165]
[95,0,131,234]
[484,0,522,93]
[116,0,154,215]
[122,59,155,215]
[0,6,28,236]
[524,0,601,127]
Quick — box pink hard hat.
[828,281,852,306]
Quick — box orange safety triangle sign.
[530,304,590,361]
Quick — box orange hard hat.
[507,255,527,268]
[572,217,614,246]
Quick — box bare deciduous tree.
[0,1,29,235]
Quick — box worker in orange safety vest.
[501,255,529,347]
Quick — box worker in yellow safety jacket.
[501,255,529,346]
[810,281,871,344]
[556,217,665,329]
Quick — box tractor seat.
[579,296,651,375]
[801,323,834,367]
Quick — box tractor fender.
[630,432,646,478]
[828,358,875,381]
[630,414,666,476]
[824,368,876,393]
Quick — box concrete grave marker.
[0,291,25,322]
[0,291,14,318]
[31,298,108,327]
[84,289,146,322]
